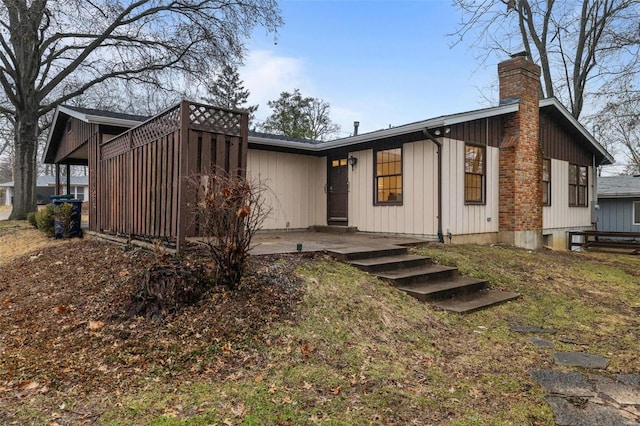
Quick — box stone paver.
[553,352,610,369]
[531,370,640,425]
[545,396,639,426]
[509,324,557,333]
[530,370,595,397]
[530,336,555,348]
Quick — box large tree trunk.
[9,110,38,220]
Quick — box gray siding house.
[597,175,640,232]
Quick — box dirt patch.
[0,236,306,423]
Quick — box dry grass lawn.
[0,223,638,425]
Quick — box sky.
[240,0,501,138]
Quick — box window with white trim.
[634,201,640,225]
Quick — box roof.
[0,176,89,188]
[62,105,150,123]
[43,105,149,164]
[597,175,640,198]
[248,97,614,165]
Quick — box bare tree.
[0,0,282,219]
[451,0,640,118]
[588,79,640,174]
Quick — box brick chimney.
[498,54,543,249]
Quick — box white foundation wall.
[348,141,439,235]
[542,159,594,250]
[441,139,500,238]
[247,149,326,230]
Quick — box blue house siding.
[597,197,640,232]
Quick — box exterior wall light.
[348,155,358,170]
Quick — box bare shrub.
[187,168,271,290]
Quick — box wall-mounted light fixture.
[433,127,451,137]
[348,155,358,171]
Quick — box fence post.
[176,100,190,252]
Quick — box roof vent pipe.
[353,121,359,136]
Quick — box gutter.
[422,129,445,243]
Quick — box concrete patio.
[249,230,433,256]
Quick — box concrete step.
[308,225,358,233]
[375,264,458,285]
[432,290,520,313]
[397,276,488,301]
[328,245,408,261]
[349,254,431,273]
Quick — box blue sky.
[241,0,501,137]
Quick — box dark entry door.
[327,157,348,225]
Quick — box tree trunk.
[9,110,38,220]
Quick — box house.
[42,55,614,251]
[596,175,640,232]
[42,105,150,229]
[0,175,89,206]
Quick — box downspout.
[422,129,445,243]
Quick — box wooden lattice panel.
[189,104,243,136]
[131,106,180,148]
[100,135,130,160]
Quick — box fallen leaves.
[88,320,104,331]
[55,305,71,315]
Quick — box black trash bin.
[49,194,74,202]
[52,198,83,238]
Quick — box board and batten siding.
[542,159,593,229]
[348,141,438,235]
[247,149,326,230]
[348,139,497,237]
[441,139,499,237]
[597,198,640,232]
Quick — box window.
[569,164,588,207]
[375,147,402,204]
[73,186,85,202]
[464,144,485,204]
[542,158,551,206]
[634,201,640,226]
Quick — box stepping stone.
[595,381,640,405]
[553,351,610,369]
[545,396,638,426]
[530,336,554,348]
[509,324,557,334]
[530,370,595,397]
[617,373,640,387]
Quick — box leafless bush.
[187,167,271,290]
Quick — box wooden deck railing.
[97,101,248,251]
[568,230,640,254]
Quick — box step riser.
[332,247,408,261]
[402,281,488,302]
[385,269,458,286]
[354,257,431,273]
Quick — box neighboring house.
[0,175,89,206]
[42,55,614,251]
[596,175,640,233]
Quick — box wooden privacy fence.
[96,100,249,251]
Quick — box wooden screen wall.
[97,101,248,250]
